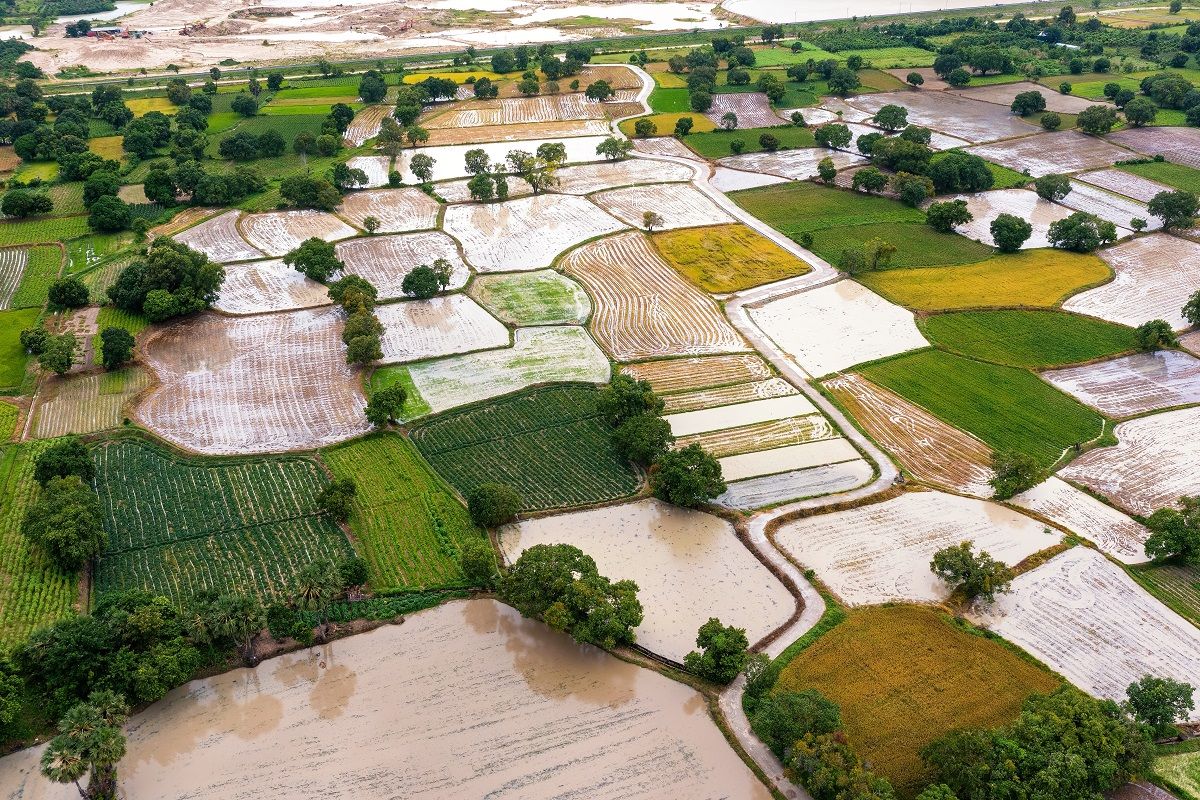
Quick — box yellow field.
[653,223,810,292]
[647,63,688,88]
[776,605,1060,796]
[619,112,716,137]
[126,96,177,116]
[402,70,506,84]
[857,249,1112,311]
[88,135,125,160]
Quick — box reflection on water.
[0,600,770,800]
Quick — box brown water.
[0,600,771,800]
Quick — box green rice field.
[919,310,1138,368]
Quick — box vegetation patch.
[321,434,481,591]
[92,438,354,605]
[734,181,921,235]
[1129,561,1200,628]
[919,310,1138,368]
[682,126,816,158]
[859,349,1105,467]
[9,245,63,310]
[410,385,640,512]
[1155,749,1200,800]
[618,112,717,137]
[0,307,39,391]
[857,249,1112,311]
[0,216,89,248]
[653,223,810,292]
[811,222,993,269]
[775,605,1060,797]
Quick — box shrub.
[851,166,887,193]
[47,278,88,309]
[99,327,135,370]
[282,238,343,283]
[34,437,94,486]
[1010,90,1046,116]
[1144,495,1199,564]
[86,195,131,232]
[750,689,842,758]
[467,483,522,528]
[1077,104,1118,134]
[1040,111,1062,130]
[759,132,780,152]
[364,383,406,426]
[1147,189,1199,230]
[1125,675,1196,737]
[597,374,663,425]
[931,540,1014,603]
[316,478,357,521]
[990,449,1043,500]
[2,188,53,218]
[612,414,674,467]
[459,537,497,588]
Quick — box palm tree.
[41,738,88,798]
[214,593,265,666]
[294,559,343,642]
[41,691,129,800]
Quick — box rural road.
[606,66,902,800]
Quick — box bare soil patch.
[335,231,469,298]
[337,188,440,233]
[239,210,357,256]
[964,130,1136,177]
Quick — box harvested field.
[717,148,867,180]
[213,258,331,315]
[342,104,390,147]
[974,547,1200,718]
[858,248,1112,311]
[1011,477,1150,563]
[1060,406,1200,515]
[421,119,611,147]
[653,223,811,292]
[590,183,735,231]
[1042,350,1200,417]
[776,605,1061,797]
[825,373,993,496]
[1064,234,1200,329]
[716,459,874,509]
[467,270,591,325]
[861,349,1105,468]
[704,92,783,129]
[444,194,628,271]
[0,246,27,309]
[631,136,705,160]
[749,280,929,377]
[135,309,372,455]
[1078,168,1172,203]
[1107,126,1200,169]
[33,368,151,438]
[404,326,611,413]
[661,377,798,413]
[937,189,1075,249]
[335,231,468,297]
[376,296,509,364]
[709,167,789,192]
[964,130,1136,177]
[149,207,218,239]
[720,438,861,481]
[343,155,392,188]
[239,210,357,256]
[561,232,748,361]
[0,600,774,800]
[621,354,773,394]
[172,210,264,263]
[321,433,480,591]
[1059,180,1157,231]
[411,385,639,512]
[850,91,1038,143]
[951,81,1103,114]
[426,94,605,128]
[397,137,611,184]
[665,394,819,437]
[500,499,793,661]
[552,159,694,195]
[775,490,1060,606]
[919,309,1139,368]
[91,438,353,605]
[677,415,835,457]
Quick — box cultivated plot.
[0,247,28,309]
[715,459,875,510]
[406,326,611,413]
[397,136,611,183]
[426,94,606,128]
[704,92,784,129]
[444,194,628,271]
[135,309,372,455]
[1010,477,1150,563]
[632,136,705,161]
[1060,406,1200,515]
[342,104,390,146]
[718,148,867,180]
[774,491,1061,606]
[621,354,773,394]
[591,183,735,231]
[950,81,1103,114]
[665,395,818,437]
[710,167,790,192]
[1064,234,1200,329]
[1043,350,1200,417]
[552,159,694,195]
[468,269,591,325]
[338,187,440,233]
[336,231,469,297]
[824,373,993,496]
[1077,167,1172,203]
[421,119,612,147]
[172,210,265,263]
[500,499,794,661]
[561,232,749,361]
[678,415,837,457]
[719,438,862,481]
[344,155,392,188]
[965,130,1134,177]
[33,368,152,439]
[239,210,357,256]
[213,258,330,315]
[437,174,534,203]
[974,547,1200,718]
[750,280,929,377]
[937,189,1074,249]
[653,223,812,293]
[376,295,509,363]
[850,91,1037,143]
[1058,181,1154,231]
[662,377,798,413]
[1107,126,1200,169]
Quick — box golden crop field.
[619,112,717,137]
[775,605,1060,796]
[857,249,1112,311]
[653,223,811,292]
[88,135,125,160]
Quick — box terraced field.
[239,210,356,257]
[591,183,735,231]
[621,354,773,394]
[214,259,331,315]
[321,434,480,591]
[92,438,354,604]
[173,210,265,263]
[1064,234,1200,330]
[410,385,640,512]
[1042,351,1200,417]
[337,188,440,234]
[0,247,29,309]
[1011,477,1150,564]
[375,296,509,364]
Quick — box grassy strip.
[918,309,1138,368]
[682,126,816,158]
[1119,160,1200,193]
[0,307,38,392]
[10,245,63,310]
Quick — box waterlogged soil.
[0,600,772,799]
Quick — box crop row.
[9,245,63,310]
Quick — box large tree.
[650,444,726,508]
[1148,189,1199,231]
[1125,675,1195,737]
[283,238,343,283]
[683,618,749,684]
[21,475,106,572]
[930,541,1014,603]
[108,238,224,321]
[41,690,129,800]
[1144,496,1200,563]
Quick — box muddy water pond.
[0,599,770,800]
